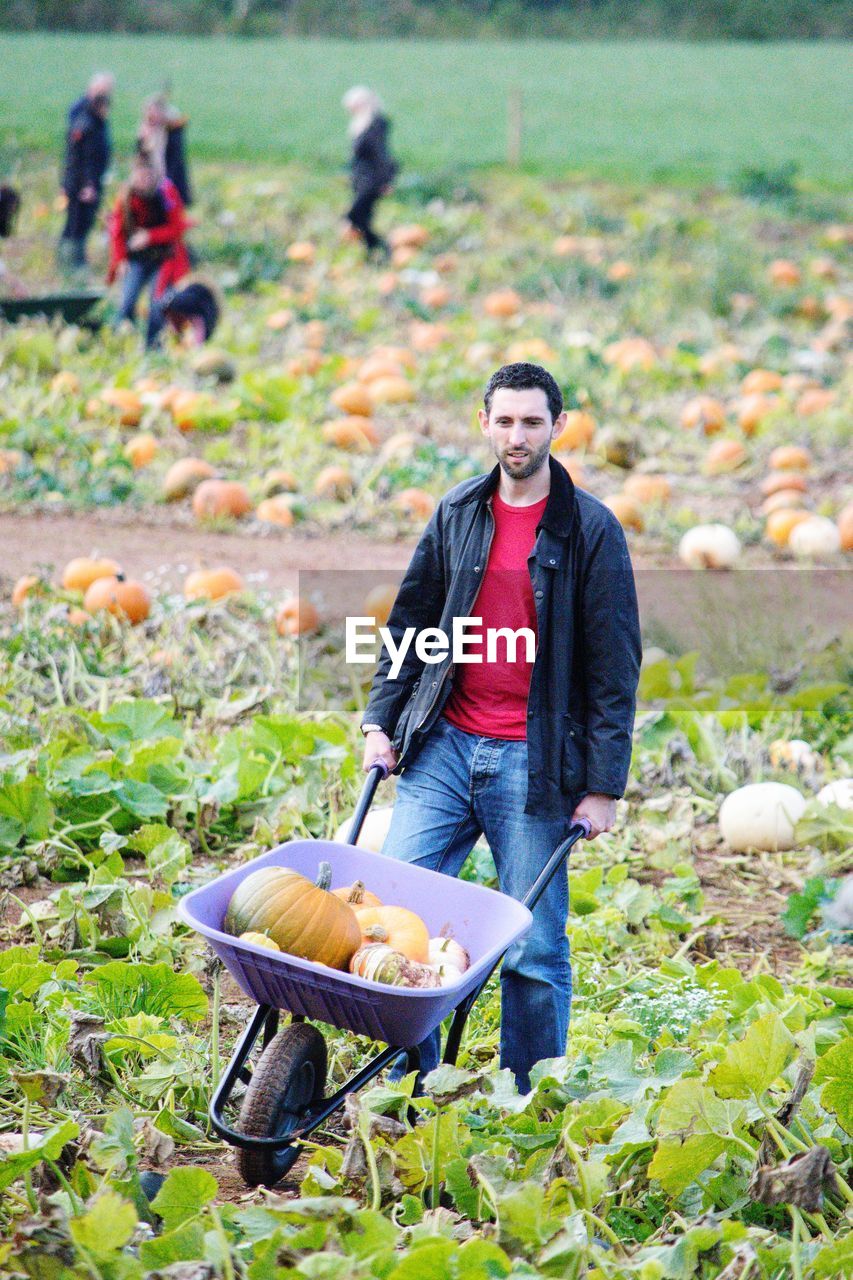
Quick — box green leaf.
[139,1220,206,1269]
[813,1037,852,1136]
[151,1166,218,1230]
[114,779,170,819]
[100,700,181,747]
[710,1011,795,1099]
[651,1079,748,1192]
[812,1233,853,1279]
[456,1239,513,1278]
[782,877,831,939]
[496,1183,563,1250]
[0,1119,79,1190]
[69,1189,137,1258]
[0,776,54,846]
[340,1208,397,1260]
[648,1133,727,1196]
[387,1239,456,1280]
[88,961,208,1022]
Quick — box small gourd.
[238,932,281,952]
[225,861,361,970]
[349,943,440,988]
[354,905,430,963]
[331,880,383,908]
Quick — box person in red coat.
[107,152,190,348]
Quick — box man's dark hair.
[484,363,563,423]
[0,185,20,239]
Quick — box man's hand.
[128,229,150,251]
[362,730,398,776]
[79,185,97,203]
[572,793,617,838]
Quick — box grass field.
[2,33,852,186]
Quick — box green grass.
[2,33,851,187]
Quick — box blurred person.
[342,86,397,259]
[158,275,220,346]
[58,72,114,272]
[107,152,190,348]
[137,92,193,206]
[0,184,27,297]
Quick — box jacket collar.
[449,454,577,537]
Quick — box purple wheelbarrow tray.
[179,836,533,1048]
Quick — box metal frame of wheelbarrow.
[209,761,590,1182]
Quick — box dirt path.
[6,510,417,592]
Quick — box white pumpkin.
[334,804,395,853]
[816,779,853,811]
[678,524,741,570]
[719,782,806,852]
[788,516,841,560]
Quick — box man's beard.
[495,438,551,480]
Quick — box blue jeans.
[116,259,166,348]
[381,716,574,1092]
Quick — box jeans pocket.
[560,715,588,795]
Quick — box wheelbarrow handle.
[345,760,389,846]
[520,817,591,912]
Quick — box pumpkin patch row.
[225,862,470,989]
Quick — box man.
[137,93,193,206]
[106,153,190,349]
[361,362,642,1092]
[59,72,114,272]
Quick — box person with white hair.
[342,85,398,259]
[58,71,115,272]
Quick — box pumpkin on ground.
[363,583,399,626]
[333,805,394,853]
[678,525,741,570]
[788,516,841,559]
[321,416,379,450]
[314,466,353,501]
[256,495,296,526]
[681,395,726,435]
[184,567,245,601]
[12,575,40,608]
[62,557,122,592]
[276,597,319,636]
[551,410,596,452]
[163,457,216,500]
[718,782,806,852]
[124,433,158,469]
[331,381,374,417]
[392,488,436,519]
[192,479,252,520]
[354,905,430,964]
[83,575,151,625]
[225,862,361,970]
[624,473,671,506]
[484,288,522,318]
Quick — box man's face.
[479,386,565,480]
[91,93,111,119]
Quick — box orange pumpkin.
[741,369,783,396]
[363,583,399,627]
[420,284,451,309]
[702,439,748,475]
[551,410,596,452]
[760,489,807,516]
[287,240,315,264]
[369,375,415,406]
[389,224,429,250]
[83,575,151,625]
[604,494,644,532]
[12,575,40,608]
[484,288,522,318]
[765,509,813,547]
[163,457,217,500]
[123,433,158,469]
[354,905,429,964]
[603,337,658,373]
[332,880,383,909]
[796,389,835,418]
[262,468,299,497]
[737,393,776,435]
[62,557,122,592]
[276,598,319,637]
[768,445,811,472]
[357,355,407,384]
[100,388,143,426]
[184,567,245,601]
[256,496,296,527]
[192,479,252,520]
[225,862,361,970]
[392,488,436,520]
[680,396,726,435]
[837,503,853,552]
[761,471,808,498]
[314,466,353,501]
[321,417,379,451]
[331,382,374,417]
[623,473,671,506]
[768,259,801,287]
[51,370,81,396]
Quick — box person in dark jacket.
[137,94,193,206]
[58,72,114,271]
[360,362,642,1092]
[342,86,397,258]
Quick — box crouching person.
[107,153,190,348]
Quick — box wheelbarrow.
[179,762,590,1187]
[0,289,105,326]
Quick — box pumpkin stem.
[315,861,332,892]
[364,924,389,943]
[347,880,366,905]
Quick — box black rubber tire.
[236,1022,327,1187]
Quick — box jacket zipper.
[414,501,497,733]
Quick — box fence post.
[507,87,523,168]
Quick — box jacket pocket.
[560,714,588,795]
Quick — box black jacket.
[363,457,642,818]
[62,97,111,198]
[350,115,398,198]
[165,121,192,206]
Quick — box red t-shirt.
[443,491,546,739]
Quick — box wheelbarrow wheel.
[236,1021,327,1188]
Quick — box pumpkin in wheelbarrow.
[225,861,361,970]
